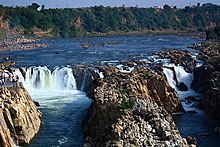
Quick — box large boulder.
[178,82,188,91]
[201,71,220,120]
[72,65,98,92]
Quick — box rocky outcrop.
[155,49,197,72]
[72,65,98,91]
[191,40,220,120]
[0,85,41,146]
[83,66,193,146]
[177,82,188,91]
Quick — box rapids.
[1,35,218,146]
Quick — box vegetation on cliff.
[206,25,220,40]
[1,3,220,37]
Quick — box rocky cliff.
[83,66,194,146]
[0,85,41,146]
[191,40,220,120]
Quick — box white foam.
[163,67,176,89]
[163,64,193,89]
[94,69,104,79]
[116,64,134,73]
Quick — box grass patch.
[121,99,135,109]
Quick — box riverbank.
[0,33,49,52]
[84,29,206,39]
[0,28,205,52]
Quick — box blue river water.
[2,35,202,68]
[1,35,220,146]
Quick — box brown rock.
[83,66,188,146]
[0,85,41,146]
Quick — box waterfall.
[163,64,202,112]
[163,64,193,90]
[15,66,77,91]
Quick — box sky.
[1,0,220,8]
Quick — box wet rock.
[72,65,98,92]
[214,127,220,135]
[186,136,198,146]
[155,49,197,72]
[34,101,40,107]
[178,82,188,91]
[19,67,26,79]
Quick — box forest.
[0,3,220,37]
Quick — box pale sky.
[1,0,220,8]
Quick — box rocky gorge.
[81,65,197,146]
[0,35,219,146]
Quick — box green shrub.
[121,99,135,109]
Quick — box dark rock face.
[178,82,188,91]
[191,66,209,93]
[200,71,220,120]
[191,40,220,120]
[72,65,98,92]
[83,66,191,146]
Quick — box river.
[1,35,219,146]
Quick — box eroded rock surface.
[0,85,41,146]
[83,66,193,146]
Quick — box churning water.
[15,66,92,146]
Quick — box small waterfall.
[15,66,77,91]
[163,67,177,89]
[163,64,201,112]
[163,64,193,90]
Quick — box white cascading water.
[163,64,193,90]
[15,66,77,91]
[14,66,91,146]
[163,64,202,112]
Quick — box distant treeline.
[0,3,220,37]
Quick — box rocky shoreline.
[0,33,49,52]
